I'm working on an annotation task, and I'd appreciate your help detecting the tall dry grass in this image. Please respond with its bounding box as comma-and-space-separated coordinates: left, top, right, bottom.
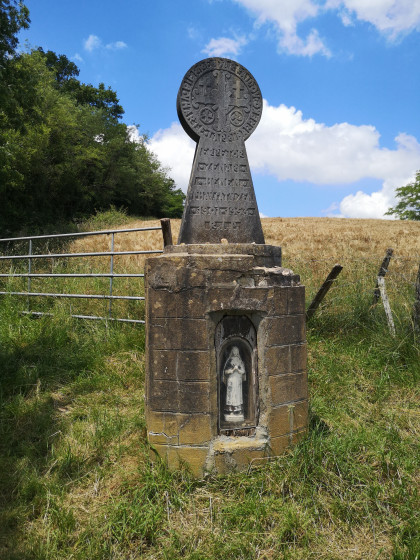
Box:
70, 216, 420, 260
68, 216, 420, 321
1, 214, 419, 560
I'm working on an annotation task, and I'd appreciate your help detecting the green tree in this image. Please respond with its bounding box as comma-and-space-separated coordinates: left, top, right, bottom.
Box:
386, 172, 420, 220
0, 4, 184, 234
37, 48, 124, 121
0, 49, 184, 235
0, 0, 29, 66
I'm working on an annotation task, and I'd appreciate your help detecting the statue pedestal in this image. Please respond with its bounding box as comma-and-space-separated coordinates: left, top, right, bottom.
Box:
145, 244, 308, 476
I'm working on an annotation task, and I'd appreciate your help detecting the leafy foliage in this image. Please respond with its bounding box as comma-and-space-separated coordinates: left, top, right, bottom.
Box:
386, 171, 420, 220
0, 6, 184, 235
0, 0, 29, 67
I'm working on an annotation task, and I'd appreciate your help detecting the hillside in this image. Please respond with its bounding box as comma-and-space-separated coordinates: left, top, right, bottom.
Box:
0, 214, 419, 560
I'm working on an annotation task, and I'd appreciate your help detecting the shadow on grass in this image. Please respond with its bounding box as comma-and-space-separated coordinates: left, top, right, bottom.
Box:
0, 317, 102, 558
0, 303, 144, 559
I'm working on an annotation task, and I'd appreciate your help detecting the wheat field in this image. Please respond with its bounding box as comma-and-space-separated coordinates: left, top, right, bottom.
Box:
68, 216, 420, 319
71, 216, 420, 261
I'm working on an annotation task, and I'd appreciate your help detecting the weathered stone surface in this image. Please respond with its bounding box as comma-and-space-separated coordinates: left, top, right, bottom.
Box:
264, 345, 291, 375
165, 243, 282, 267
290, 344, 307, 373
147, 288, 206, 318
288, 286, 306, 314
264, 316, 306, 347
148, 318, 208, 350
149, 380, 210, 413
270, 429, 306, 456
147, 411, 212, 446
269, 372, 308, 406
178, 414, 213, 445
146, 410, 180, 441
253, 268, 301, 287
213, 447, 267, 474
149, 349, 211, 381
177, 58, 264, 244
269, 400, 308, 437
151, 444, 209, 477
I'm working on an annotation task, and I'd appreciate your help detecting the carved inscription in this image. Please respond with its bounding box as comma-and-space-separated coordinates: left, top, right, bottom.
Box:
178, 58, 262, 144
177, 57, 265, 244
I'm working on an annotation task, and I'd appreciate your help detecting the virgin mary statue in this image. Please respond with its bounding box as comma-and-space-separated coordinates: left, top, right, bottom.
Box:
223, 346, 246, 422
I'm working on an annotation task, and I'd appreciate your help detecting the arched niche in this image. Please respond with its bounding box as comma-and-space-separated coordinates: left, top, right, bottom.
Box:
215, 315, 258, 433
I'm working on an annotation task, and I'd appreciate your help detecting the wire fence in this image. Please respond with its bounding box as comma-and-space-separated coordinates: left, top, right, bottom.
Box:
0, 226, 164, 324
283, 251, 420, 332
1, 227, 419, 331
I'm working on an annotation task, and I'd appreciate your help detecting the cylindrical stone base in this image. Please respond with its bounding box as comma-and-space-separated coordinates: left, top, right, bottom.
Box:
145, 244, 308, 476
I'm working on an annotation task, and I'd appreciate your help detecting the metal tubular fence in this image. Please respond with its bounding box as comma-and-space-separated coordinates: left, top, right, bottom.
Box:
0, 226, 163, 324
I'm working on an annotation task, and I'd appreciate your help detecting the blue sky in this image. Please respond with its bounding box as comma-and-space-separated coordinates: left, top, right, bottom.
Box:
18, 0, 420, 219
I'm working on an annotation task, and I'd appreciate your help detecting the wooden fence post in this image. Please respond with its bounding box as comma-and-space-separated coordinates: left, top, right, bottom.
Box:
377, 276, 396, 336
373, 248, 393, 304
160, 218, 173, 248
306, 264, 343, 321
414, 262, 420, 333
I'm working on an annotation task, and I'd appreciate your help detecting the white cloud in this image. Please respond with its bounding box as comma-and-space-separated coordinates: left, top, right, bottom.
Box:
147, 123, 196, 191
106, 40, 127, 50
248, 101, 420, 218
229, 0, 420, 57
248, 102, 420, 186
202, 35, 248, 57
145, 101, 420, 219
328, 0, 420, 39
279, 28, 331, 57
84, 35, 128, 53
232, 0, 330, 56
72, 53, 84, 63
84, 34, 102, 52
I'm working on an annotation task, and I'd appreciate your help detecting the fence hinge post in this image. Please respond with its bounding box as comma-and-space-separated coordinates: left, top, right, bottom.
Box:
160, 218, 173, 248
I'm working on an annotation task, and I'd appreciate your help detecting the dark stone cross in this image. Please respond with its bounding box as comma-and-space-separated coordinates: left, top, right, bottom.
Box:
177, 57, 265, 244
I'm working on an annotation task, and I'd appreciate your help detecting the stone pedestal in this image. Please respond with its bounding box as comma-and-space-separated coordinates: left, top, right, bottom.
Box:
145, 244, 308, 476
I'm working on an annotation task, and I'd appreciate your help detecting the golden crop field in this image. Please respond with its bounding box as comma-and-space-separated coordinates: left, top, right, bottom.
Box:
72, 216, 420, 261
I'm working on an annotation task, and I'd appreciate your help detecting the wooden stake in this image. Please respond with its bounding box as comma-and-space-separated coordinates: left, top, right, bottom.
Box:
373, 248, 393, 304
306, 264, 343, 321
160, 218, 173, 247
378, 276, 396, 336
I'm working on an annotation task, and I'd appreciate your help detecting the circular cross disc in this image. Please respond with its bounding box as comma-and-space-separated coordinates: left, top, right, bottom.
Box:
177, 57, 263, 143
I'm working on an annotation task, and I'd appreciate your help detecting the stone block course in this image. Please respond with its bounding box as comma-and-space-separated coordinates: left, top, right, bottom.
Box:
269, 400, 308, 437
149, 349, 211, 381
269, 372, 308, 406
264, 315, 306, 347
149, 380, 210, 413
288, 286, 306, 314
148, 318, 208, 350
290, 344, 307, 373
264, 345, 291, 375
146, 411, 212, 446
147, 288, 207, 319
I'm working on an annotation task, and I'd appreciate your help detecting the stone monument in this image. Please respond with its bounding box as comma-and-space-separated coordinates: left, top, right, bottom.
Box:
177, 57, 264, 244
145, 58, 308, 476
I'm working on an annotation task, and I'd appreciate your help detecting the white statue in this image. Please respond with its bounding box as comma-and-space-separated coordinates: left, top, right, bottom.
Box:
223, 346, 246, 422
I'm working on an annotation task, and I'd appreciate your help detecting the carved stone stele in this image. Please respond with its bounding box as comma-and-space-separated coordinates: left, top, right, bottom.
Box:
177, 57, 265, 244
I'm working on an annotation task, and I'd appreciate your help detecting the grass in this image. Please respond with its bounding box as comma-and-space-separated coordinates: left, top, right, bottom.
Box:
0, 213, 419, 559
